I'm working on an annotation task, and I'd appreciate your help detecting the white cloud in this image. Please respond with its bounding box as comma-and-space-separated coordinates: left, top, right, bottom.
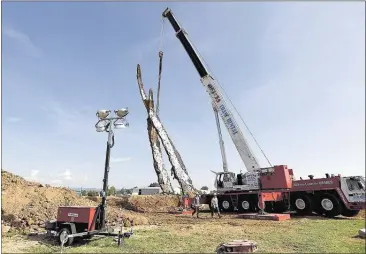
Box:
58, 169, 73, 181
3, 27, 42, 58
110, 157, 132, 163
25, 169, 41, 182
30, 169, 39, 177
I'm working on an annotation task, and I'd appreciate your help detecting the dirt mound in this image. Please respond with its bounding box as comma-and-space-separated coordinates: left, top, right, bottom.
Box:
87, 195, 181, 213
124, 195, 181, 212
1, 170, 148, 233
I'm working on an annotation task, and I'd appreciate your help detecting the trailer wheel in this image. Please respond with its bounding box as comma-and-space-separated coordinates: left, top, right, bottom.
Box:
319, 194, 342, 218
292, 195, 313, 215
58, 227, 74, 246
341, 209, 360, 217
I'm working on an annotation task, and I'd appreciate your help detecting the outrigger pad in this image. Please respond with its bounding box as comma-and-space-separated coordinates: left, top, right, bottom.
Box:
237, 213, 291, 221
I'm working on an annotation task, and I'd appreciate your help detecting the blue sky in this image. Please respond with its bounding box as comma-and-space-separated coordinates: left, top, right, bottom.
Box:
2, 2, 365, 190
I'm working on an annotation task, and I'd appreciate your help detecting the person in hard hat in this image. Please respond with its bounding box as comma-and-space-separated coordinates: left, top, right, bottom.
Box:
192, 194, 201, 218
210, 193, 221, 218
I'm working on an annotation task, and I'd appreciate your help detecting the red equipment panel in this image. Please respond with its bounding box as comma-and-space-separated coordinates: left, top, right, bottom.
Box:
57, 206, 97, 230
260, 165, 293, 189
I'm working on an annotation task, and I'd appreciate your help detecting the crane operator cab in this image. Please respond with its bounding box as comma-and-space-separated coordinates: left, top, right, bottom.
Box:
212, 170, 261, 192
214, 172, 236, 189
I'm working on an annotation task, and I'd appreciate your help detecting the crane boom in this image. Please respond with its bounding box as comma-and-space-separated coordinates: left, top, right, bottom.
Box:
162, 8, 260, 172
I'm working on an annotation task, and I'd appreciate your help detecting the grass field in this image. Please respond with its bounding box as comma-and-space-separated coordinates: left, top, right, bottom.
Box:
2, 213, 365, 253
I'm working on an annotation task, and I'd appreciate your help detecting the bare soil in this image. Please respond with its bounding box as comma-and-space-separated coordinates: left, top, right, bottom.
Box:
1, 170, 148, 233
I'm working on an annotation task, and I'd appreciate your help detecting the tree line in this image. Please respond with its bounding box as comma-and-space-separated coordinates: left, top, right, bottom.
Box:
80, 186, 137, 197
79, 183, 210, 197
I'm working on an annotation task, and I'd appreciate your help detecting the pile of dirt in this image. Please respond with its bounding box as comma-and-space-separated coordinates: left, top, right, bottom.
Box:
1, 170, 148, 234
87, 195, 182, 213
123, 195, 181, 213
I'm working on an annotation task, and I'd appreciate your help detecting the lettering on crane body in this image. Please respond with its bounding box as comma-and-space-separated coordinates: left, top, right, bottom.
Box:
207, 84, 221, 103
207, 84, 239, 135
293, 180, 334, 187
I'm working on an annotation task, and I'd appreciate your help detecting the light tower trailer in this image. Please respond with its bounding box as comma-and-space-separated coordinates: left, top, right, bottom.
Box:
45, 205, 134, 246
162, 7, 365, 218
44, 109, 133, 246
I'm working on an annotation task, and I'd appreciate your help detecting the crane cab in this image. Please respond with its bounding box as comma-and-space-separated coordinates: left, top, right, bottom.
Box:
340, 176, 365, 204
214, 172, 236, 189
214, 171, 261, 191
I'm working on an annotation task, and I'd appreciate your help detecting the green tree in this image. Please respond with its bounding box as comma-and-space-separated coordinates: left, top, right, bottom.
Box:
108, 186, 116, 196
87, 190, 98, 197
118, 187, 132, 195
149, 182, 160, 187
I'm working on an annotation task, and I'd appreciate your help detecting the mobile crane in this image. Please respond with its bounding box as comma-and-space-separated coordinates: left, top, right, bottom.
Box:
162, 7, 365, 218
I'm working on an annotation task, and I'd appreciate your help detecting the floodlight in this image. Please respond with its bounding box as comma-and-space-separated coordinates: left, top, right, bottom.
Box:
96, 126, 106, 132
115, 108, 129, 118
113, 119, 129, 129
95, 120, 108, 132
114, 123, 127, 129
96, 110, 111, 119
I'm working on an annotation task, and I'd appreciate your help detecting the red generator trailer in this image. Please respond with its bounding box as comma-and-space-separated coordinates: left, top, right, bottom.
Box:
45, 204, 133, 246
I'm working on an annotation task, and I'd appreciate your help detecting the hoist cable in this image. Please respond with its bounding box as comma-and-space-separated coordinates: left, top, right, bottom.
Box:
187, 39, 273, 167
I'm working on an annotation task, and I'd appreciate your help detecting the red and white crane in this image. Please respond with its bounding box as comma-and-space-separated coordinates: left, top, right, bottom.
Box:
162, 7, 365, 217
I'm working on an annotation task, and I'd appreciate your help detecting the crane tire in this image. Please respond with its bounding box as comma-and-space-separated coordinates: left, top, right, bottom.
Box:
238, 195, 255, 213
292, 194, 313, 216
218, 196, 234, 212
318, 193, 342, 218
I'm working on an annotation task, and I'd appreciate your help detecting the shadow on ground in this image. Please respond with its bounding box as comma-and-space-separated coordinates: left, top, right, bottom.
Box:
26, 232, 97, 251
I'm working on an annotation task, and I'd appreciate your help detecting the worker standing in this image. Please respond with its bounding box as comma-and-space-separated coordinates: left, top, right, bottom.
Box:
211, 193, 221, 218
192, 194, 200, 218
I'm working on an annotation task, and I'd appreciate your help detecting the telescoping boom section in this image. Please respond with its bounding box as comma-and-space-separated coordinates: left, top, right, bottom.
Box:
162, 8, 260, 173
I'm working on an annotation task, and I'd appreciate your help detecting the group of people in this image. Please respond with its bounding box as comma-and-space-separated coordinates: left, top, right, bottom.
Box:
191, 193, 221, 219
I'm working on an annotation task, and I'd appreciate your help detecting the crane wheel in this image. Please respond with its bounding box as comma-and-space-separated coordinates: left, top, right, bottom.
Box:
318, 193, 342, 218
218, 196, 234, 212
292, 194, 313, 216
238, 196, 255, 213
